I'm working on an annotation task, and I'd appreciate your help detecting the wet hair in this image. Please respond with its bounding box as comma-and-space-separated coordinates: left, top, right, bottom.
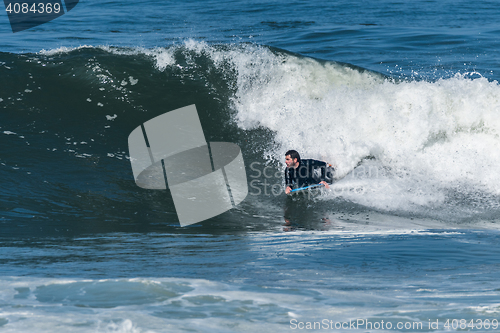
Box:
285, 150, 301, 164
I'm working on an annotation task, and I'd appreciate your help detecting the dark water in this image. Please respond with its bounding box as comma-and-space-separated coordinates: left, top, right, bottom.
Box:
1, 0, 500, 332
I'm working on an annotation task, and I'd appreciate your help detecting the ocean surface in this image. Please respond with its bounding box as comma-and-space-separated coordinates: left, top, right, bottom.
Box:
2, 0, 500, 332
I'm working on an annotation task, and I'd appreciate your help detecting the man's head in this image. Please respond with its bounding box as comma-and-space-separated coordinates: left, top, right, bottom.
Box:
285, 150, 300, 168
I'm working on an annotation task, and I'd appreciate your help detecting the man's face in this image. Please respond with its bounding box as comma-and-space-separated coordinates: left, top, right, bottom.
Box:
285, 155, 297, 168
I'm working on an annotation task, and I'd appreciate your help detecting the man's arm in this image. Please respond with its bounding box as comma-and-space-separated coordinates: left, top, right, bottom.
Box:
284, 168, 292, 194
309, 159, 332, 188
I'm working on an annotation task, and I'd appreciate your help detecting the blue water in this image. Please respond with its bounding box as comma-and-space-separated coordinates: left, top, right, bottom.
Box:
1, 0, 500, 332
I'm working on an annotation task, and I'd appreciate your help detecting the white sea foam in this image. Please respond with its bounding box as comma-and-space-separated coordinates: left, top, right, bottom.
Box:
0, 277, 329, 333
174, 41, 500, 214
228, 56, 500, 189
2, 273, 497, 332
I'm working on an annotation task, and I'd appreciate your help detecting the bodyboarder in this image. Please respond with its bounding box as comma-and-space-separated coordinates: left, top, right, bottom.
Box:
284, 150, 334, 194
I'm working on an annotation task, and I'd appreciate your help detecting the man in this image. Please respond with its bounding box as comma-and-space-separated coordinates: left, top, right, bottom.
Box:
284, 150, 334, 194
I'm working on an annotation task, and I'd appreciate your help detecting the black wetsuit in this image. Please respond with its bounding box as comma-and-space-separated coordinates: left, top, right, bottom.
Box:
285, 159, 334, 189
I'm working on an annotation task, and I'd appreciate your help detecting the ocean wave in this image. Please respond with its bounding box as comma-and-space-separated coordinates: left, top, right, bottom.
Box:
2, 41, 500, 225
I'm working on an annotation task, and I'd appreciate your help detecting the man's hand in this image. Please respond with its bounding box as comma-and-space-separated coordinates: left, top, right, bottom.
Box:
319, 181, 330, 189
285, 186, 292, 194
